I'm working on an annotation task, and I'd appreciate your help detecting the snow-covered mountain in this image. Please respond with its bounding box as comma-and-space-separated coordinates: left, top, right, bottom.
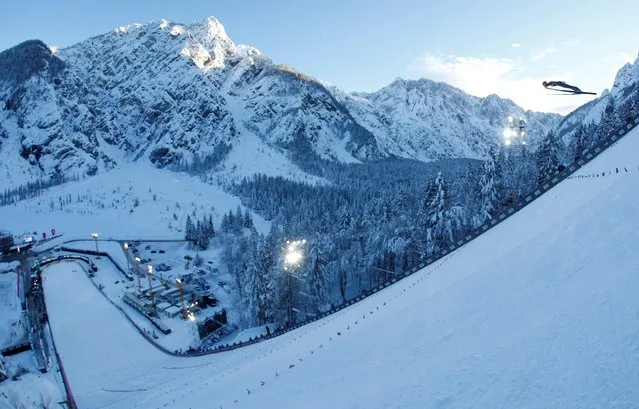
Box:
555, 52, 639, 144
0, 17, 562, 189
337, 79, 560, 160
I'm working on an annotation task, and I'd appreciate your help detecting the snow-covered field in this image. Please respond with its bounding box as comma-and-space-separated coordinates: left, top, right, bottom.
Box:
36, 125, 639, 408
0, 162, 271, 241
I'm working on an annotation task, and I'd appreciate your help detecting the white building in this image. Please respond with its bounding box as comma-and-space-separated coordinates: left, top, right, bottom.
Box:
165, 305, 181, 318
156, 301, 172, 312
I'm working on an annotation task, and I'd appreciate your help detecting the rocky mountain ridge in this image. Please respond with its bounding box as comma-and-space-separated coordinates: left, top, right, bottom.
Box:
0, 17, 564, 190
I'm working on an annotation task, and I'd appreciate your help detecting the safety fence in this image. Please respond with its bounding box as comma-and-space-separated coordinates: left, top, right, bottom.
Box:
40, 116, 639, 360
567, 165, 639, 179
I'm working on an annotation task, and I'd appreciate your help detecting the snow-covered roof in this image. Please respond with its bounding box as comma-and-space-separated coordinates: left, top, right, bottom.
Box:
165, 306, 181, 314
156, 302, 172, 310
161, 287, 180, 297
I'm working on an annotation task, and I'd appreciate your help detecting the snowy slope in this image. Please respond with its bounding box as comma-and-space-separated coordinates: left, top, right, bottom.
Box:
0, 162, 272, 240
40, 122, 639, 408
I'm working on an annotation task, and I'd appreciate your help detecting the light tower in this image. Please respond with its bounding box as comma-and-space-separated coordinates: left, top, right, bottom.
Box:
503, 115, 527, 146
176, 278, 188, 320
91, 232, 99, 253
283, 239, 307, 326
123, 243, 130, 275
134, 256, 142, 294
146, 264, 155, 312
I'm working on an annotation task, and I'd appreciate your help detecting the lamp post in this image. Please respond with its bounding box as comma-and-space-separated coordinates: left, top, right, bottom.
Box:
91, 233, 99, 253
146, 264, 155, 312
283, 239, 307, 326
135, 256, 142, 294
176, 278, 188, 320
123, 243, 130, 275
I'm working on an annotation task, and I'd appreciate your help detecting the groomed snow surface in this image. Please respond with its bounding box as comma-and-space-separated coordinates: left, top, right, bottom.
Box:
42, 128, 639, 409
0, 162, 271, 242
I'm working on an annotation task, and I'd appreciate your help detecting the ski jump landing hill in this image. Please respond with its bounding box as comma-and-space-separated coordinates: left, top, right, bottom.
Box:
41, 116, 639, 409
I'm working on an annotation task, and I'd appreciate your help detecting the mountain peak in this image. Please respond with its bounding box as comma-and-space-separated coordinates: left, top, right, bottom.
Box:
186, 16, 231, 43
113, 22, 143, 34
0, 39, 65, 87
611, 53, 639, 95
159, 16, 261, 69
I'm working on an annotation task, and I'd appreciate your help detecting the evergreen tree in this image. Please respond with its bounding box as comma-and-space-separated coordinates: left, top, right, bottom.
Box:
227, 210, 236, 232
518, 144, 539, 194
472, 155, 498, 228
235, 206, 244, 232
185, 215, 195, 242
225, 235, 250, 326
494, 146, 506, 199
457, 161, 482, 220
536, 131, 562, 184
207, 214, 215, 238
243, 209, 253, 228
245, 233, 270, 325
445, 205, 466, 244
221, 213, 229, 233
573, 125, 587, 161
598, 99, 620, 139
195, 219, 210, 250
262, 227, 287, 325
619, 97, 638, 124
426, 171, 447, 254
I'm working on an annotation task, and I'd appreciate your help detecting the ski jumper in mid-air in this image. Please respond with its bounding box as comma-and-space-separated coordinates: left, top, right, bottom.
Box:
542, 81, 597, 95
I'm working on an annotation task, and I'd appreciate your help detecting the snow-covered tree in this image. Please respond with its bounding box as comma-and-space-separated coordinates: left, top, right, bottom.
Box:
261, 227, 289, 326
598, 99, 620, 139
243, 208, 253, 228
494, 146, 506, 198
245, 233, 270, 326
536, 131, 562, 184
425, 171, 447, 254
184, 215, 195, 242
445, 205, 466, 244
618, 96, 639, 125
573, 125, 587, 161
472, 155, 498, 228
307, 243, 329, 314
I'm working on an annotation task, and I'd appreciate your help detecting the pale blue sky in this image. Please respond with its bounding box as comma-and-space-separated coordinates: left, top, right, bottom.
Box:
1, 0, 637, 113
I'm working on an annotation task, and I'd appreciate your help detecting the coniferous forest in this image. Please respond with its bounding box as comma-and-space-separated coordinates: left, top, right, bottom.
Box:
200, 95, 639, 331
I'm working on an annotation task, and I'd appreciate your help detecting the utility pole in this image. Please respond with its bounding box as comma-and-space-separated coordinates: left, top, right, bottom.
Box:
123, 243, 130, 275
146, 264, 155, 314
135, 256, 142, 295
91, 232, 99, 258
176, 278, 188, 320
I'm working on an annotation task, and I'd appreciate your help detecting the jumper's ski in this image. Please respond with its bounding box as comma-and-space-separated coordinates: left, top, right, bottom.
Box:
542, 80, 597, 95
547, 91, 596, 96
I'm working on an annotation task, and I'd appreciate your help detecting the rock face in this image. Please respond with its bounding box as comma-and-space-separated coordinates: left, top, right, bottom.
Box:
553, 53, 639, 146
0, 17, 563, 189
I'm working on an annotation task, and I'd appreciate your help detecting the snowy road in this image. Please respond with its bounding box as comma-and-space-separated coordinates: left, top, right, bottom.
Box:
42, 125, 639, 408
